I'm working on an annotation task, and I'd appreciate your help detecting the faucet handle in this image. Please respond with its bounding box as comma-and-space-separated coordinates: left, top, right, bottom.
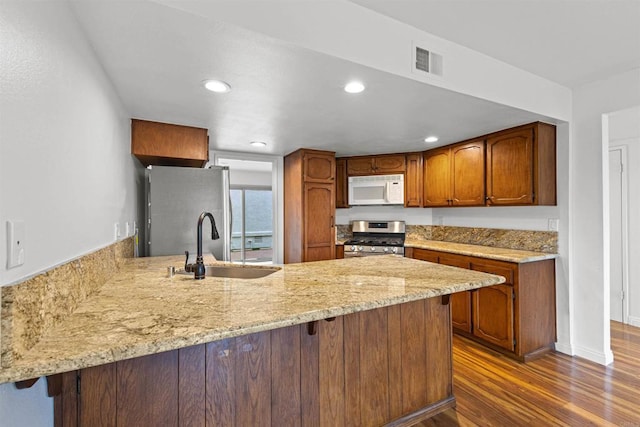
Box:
184, 251, 191, 271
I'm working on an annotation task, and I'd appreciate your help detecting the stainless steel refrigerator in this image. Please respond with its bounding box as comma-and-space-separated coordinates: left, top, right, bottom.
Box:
145, 165, 231, 261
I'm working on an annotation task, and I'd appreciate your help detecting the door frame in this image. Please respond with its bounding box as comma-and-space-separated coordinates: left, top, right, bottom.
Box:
609, 145, 630, 324
211, 150, 284, 264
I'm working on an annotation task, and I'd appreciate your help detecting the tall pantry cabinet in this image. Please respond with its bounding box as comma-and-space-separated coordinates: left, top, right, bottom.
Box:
284, 149, 336, 263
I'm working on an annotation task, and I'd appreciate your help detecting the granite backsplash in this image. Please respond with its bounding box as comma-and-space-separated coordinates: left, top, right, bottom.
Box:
338, 224, 557, 254
1, 238, 134, 368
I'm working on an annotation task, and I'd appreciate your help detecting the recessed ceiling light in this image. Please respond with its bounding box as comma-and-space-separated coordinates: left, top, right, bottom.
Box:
203, 79, 231, 93
250, 141, 267, 148
344, 81, 365, 94
424, 136, 439, 143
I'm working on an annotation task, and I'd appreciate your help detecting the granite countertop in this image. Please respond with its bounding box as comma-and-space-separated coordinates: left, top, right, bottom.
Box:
0, 255, 503, 384
404, 240, 557, 263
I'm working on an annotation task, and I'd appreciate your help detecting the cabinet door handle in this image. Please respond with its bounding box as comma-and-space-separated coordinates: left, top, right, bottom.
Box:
330, 216, 334, 227
307, 321, 318, 336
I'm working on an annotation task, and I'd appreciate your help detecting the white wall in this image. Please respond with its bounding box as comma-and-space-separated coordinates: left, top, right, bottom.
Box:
572, 69, 640, 364
609, 107, 640, 326
336, 205, 432, 225
0, 2, 138, 425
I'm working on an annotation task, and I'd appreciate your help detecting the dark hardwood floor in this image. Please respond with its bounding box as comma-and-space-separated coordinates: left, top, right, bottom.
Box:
416, 321, 640, 426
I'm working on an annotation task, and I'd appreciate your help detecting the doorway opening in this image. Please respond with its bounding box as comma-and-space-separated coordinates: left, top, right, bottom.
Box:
605, 106, 640, 329
213, 153, 282, 264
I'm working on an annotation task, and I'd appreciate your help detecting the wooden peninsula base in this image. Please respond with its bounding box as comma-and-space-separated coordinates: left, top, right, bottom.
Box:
48, 296, 454, 426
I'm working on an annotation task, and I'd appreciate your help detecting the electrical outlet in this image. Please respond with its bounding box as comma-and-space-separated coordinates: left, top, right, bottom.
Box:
548, 218, 559, 231
125, 222, 130, 237
114, 222, 121, 240
7, 220, 25, 269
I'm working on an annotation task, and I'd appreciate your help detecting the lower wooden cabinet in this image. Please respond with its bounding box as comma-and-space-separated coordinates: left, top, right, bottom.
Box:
407, 247, 556, 361
472, 284, 515, 351
48, 299, 454, 426
335, 245, 344, 259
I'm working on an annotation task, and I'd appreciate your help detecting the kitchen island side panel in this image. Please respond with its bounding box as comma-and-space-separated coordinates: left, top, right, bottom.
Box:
50, 298, 455, 426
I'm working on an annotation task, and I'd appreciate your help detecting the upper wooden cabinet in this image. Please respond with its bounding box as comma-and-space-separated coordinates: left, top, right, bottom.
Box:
486, 122, 556, 206
423, 140, 485, 207
404, 153, 423, 207
304, 151, 335, 182
131, 119, 209, 167
284, 149, 336, 263
347, 154, 406, 175
335, 158, 349, 208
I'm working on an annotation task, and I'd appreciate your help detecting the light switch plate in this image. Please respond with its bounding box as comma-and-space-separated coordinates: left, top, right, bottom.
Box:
7, 220, 25, 269
548, 218, 559, 231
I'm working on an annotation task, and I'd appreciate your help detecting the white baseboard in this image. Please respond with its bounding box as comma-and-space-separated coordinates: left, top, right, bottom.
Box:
554, 341, 574, 356
627, 316, 640, 327
574, 344, 614, 366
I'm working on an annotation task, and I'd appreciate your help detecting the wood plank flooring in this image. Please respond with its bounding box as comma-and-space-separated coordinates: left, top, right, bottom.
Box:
415, 321, 640, 426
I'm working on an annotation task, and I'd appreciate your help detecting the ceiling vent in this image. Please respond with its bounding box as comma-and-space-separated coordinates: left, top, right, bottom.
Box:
412, 44, 443, 77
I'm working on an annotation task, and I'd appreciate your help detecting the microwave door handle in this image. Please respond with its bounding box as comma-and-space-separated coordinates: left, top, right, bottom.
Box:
384, 182, 390, 203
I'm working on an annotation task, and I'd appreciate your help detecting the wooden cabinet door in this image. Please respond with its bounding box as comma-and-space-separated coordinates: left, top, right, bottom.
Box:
439, 255, 472, 334
469, 260, 515, 350
374, 155, 406, 174
486, 128, 534, 205
423, 148, 451, 207
131, 119, 209, 167
304, 152, 335, 182
404, 153, 423, 207
451, 140, 485, 206
336, 245, 344, 259
335, 158, 348, 208
471, 284, 515, 351
304, 182, 335, 261
347, 157, 374, 175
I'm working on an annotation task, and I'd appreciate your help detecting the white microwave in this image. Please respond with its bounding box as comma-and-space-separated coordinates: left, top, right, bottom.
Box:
348, 174, 404, 206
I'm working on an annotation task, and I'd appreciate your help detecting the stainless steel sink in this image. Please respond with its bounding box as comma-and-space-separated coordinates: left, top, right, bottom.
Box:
176, 265, 280, 279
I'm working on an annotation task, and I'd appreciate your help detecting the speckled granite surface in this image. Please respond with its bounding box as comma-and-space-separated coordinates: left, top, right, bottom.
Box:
337, 224, 557, 254
1, 238, 134, 368
404, 240, 556, 263
336, 224, 351, 243
0, 255, 503, 384
406, 225, 557, 253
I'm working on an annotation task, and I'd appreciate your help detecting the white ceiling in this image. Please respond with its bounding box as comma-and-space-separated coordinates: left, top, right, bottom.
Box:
69, 1, 639, 158
351, 0, 640, 89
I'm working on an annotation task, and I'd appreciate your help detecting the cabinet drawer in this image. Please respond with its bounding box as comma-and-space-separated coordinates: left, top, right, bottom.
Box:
470, 261, 515, 285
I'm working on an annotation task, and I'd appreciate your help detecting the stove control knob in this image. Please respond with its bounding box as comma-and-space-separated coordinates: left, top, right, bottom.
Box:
383, 247, 389, 253
350, 245, 356, 252
358, 246, 364, 252
370, 246, 376, 252
392, 247, 398, 254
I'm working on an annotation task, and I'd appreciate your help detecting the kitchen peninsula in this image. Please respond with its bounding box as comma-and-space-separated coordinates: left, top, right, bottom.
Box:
2, 254, 504, 426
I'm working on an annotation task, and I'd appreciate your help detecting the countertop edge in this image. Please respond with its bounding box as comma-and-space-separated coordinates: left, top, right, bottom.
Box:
404, 241, 558, 263
0, 270, 503, 384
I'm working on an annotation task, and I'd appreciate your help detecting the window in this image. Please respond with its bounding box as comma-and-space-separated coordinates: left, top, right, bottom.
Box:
230, 188, 273, 264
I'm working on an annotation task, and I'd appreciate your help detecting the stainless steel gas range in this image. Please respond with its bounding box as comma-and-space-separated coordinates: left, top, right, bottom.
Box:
343, 220, 405, 257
